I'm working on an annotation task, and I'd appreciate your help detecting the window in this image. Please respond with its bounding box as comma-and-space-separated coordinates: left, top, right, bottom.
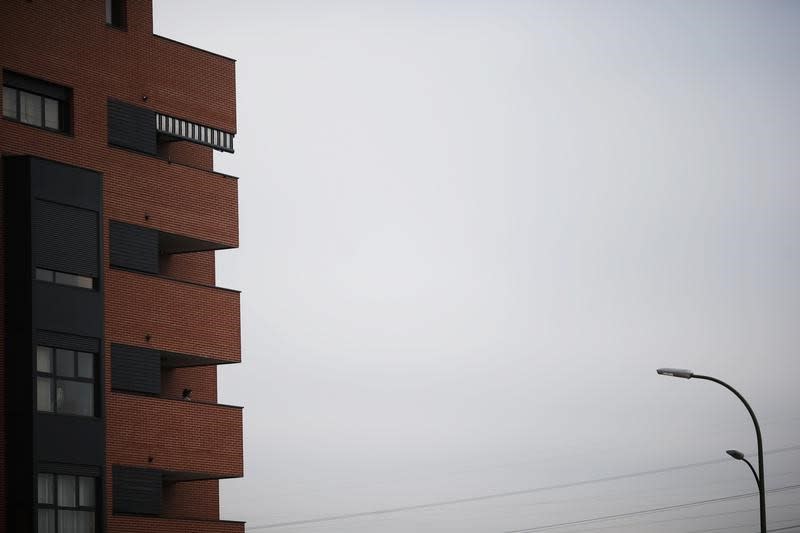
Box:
36, 346, 96, 417
2, 72, 70, 133
106, 0, 126, 28
38, 473, 96, 533
36, 268, 94, 289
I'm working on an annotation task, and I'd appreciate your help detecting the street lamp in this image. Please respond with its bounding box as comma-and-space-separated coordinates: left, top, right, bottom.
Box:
656, 368, 766, 533
727, 449, 760, 487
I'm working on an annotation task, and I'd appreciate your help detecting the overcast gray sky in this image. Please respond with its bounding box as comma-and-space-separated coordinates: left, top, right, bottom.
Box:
154, 1, 800, 531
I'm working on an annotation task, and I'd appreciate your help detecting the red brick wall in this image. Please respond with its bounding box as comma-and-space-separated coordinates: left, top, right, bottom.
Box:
105, 269, 241, 363
109, 516, 243, 533
159, 140, 215, 171
163, 479, 220, 520
107, 152, 239, 249
0, 0, 236, 133
159, 250, 217, 286
161, 366, 218, 403
1, 0, 241, 527
107, 393, 243, 478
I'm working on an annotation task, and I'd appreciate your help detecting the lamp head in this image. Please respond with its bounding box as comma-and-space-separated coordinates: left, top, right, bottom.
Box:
726, 449, 745, 461
657, 368, 694, 379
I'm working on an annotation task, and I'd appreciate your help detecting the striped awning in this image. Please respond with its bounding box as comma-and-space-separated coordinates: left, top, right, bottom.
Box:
155, 112, 234, 153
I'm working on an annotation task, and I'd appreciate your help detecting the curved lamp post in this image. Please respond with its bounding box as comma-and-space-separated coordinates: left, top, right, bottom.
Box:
656, 368, 765, 533
727, 449, 759, 487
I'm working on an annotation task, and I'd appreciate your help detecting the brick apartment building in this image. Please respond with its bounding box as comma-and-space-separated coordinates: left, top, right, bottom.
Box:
0, 0, 244, 531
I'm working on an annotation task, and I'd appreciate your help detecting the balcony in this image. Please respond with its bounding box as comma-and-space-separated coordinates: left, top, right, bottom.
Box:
105, 153, 238, 250
105, 269, 240, 364
148, 35, 237, 134
108, 393, 243, 479
109, 516, 244, 533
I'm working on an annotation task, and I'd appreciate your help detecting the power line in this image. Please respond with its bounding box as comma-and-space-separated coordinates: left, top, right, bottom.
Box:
245, 444, 800, 531
550, 501, 800, 533
504, 484, 800, 533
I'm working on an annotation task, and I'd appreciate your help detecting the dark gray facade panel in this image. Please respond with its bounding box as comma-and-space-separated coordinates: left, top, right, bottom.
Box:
112, 344, 161, 394
113, 467, 163, 516
36, 330, 101, 353
33, 281, 103, 338
29, 157, 102, 211
38, 462, 101, 477
107, 100, 158, 155
36, 415, 104, 466
110, 221, 159, 273
33, 200, 100, 277
4, 154, 106, 533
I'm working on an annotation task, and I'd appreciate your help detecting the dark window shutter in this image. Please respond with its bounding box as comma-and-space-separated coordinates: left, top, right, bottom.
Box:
33, 200, 99, 277
111, 344, 161, 394
110, 221, 159, 273
3, 70, 70, 100
113, 466, 162, 515
107, 100, 157, 155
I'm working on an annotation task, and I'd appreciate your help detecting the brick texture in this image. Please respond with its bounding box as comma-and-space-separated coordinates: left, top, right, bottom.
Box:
160, 250, 217, 286
105, 269, 241, 363
107, 393, 243, 478
108, 516, 244, 533
163, 479, 220, 520
161, 365, 218, 404
1, 0, 242, 529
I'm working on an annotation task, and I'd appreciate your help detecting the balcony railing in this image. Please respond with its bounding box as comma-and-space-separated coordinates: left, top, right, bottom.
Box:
106, 269, 240, 364
105, 153, 238, 250
108, 393, 243, 479
109, 516, 244, 533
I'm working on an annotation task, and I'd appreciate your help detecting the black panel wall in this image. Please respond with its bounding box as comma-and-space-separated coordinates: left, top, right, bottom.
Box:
107, 99, 158, 155
33, 200, 100, 277
112, 344, 162, 394
2, 156, 35, 527
37, 416, 105, 465
3, 155, 105, 532
32, 283, 103, 338
112, 467, 163, 516
110, 221, 159, 274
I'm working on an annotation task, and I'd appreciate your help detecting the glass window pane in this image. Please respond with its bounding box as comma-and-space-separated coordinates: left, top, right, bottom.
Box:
37, 377, 53, 412
37, 346, 53, 373
56, 349, 75, 377
57, 380, 93, 416
19, 91, 42, 126
44, 97, 60, 129
58, 475, 76, 507
38, 509, 55, 533
36, 268, 54, 282
38, 473, 54, 504
59, 509, 77, 533
78, 477, 95, 508
77, 353, 94, 379
75, 275, 94, 289
54, 271, 77, 286
76, 510, 95, 533
3, 86, 17, 118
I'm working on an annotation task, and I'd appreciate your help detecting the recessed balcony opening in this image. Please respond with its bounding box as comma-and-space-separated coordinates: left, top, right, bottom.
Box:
112, 344, 234, 403
110, 220, 230, 286
113, 467, 239, 521
108, 101, 235, 158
